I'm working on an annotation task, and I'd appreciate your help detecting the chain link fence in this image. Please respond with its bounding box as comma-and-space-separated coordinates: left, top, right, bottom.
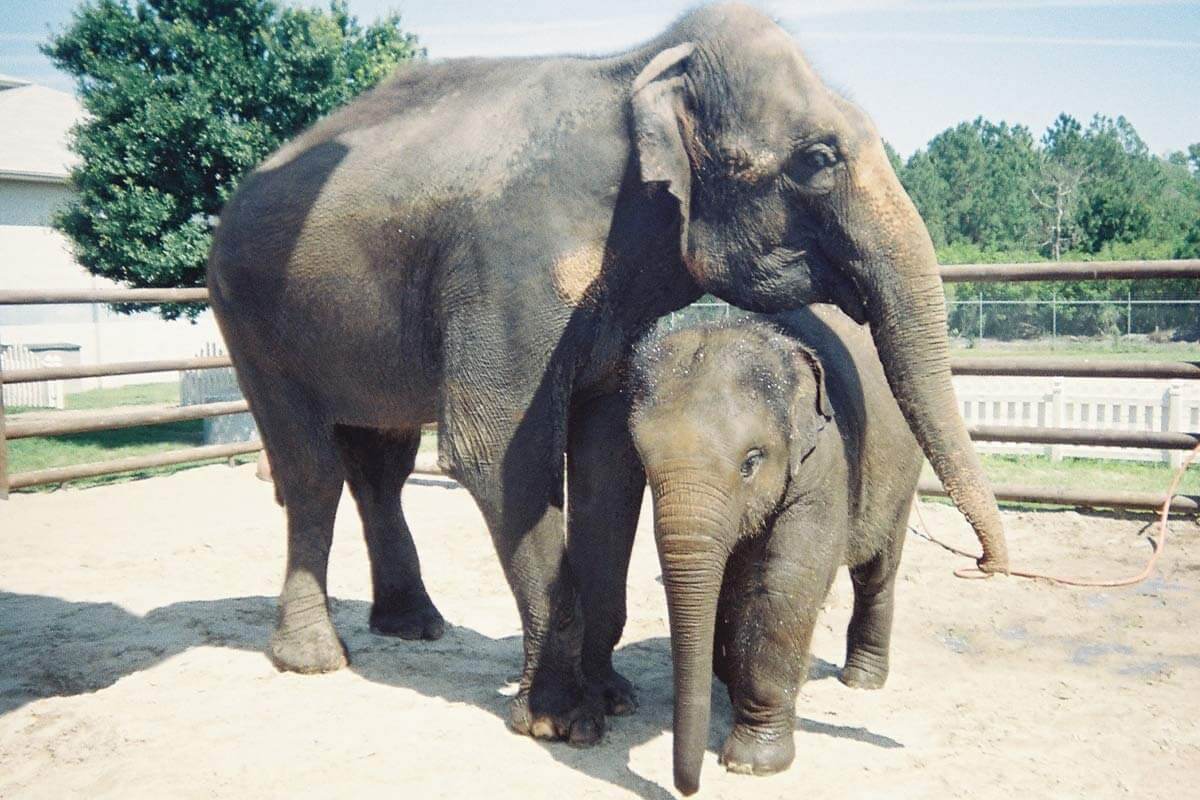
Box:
663, 297, 1200, 343
947, 295, 1200, 342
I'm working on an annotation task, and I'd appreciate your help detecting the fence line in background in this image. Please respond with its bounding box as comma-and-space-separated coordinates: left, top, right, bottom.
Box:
0, 288, 208, 305
2, 355, 232, 384
956, 376, 1200, 467
938, 259, 1200, 282
1, 259, 1198, 506
4, 400, 250, 440
947, 294, 1199, 341
6, 441, 262, 491
180, 343, 258, 446
1, 344, 64, 410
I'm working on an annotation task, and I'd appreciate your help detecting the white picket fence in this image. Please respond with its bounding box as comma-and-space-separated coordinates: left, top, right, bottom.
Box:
954, 375, 1200, 467
180, 342, 241, 406
1, 344, 65, 409
180, 342, 257, 445
174, 340, 1196, 465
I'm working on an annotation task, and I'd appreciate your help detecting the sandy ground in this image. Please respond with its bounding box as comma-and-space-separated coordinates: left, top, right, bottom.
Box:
1, 464, 1197, 799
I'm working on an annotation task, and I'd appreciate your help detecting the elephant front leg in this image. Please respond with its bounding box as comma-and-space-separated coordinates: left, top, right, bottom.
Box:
719, 519, 835, 776
442, 392, 604, 746
567, 391, 645, 717
842, 528, 905, 689
717, 591, 808, 777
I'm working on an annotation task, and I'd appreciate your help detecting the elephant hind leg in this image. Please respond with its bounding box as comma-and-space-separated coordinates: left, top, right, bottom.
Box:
244, 374, 348, 674
567, 391, 645, 717
334, 424, 444, 641
842, 527, 906, 690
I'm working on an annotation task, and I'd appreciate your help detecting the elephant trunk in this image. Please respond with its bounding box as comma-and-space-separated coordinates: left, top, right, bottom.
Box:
845, 143, 1009, 572
650, 472, 734, 796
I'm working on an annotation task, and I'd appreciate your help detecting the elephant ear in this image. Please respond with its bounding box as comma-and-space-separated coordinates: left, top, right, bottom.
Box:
631, 42, 696, 255
789, 345, 834, 475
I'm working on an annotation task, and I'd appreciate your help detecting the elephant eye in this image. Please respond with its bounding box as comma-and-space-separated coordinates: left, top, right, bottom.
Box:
802, 144, 838, 171
785, 143, 840, 189
740, 448, 765, 480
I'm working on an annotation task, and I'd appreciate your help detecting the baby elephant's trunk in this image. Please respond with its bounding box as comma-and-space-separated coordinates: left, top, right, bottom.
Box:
650, 469, 734, 795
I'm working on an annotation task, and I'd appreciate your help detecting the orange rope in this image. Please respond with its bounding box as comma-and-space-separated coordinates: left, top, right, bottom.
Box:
911, 441, 1200, 587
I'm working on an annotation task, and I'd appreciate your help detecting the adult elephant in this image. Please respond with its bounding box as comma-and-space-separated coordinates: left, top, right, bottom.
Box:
207, 2, 1008, 748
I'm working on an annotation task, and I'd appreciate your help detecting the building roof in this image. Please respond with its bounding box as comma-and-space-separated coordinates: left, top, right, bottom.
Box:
0, 74, 32, 90
0, 82, 83, 183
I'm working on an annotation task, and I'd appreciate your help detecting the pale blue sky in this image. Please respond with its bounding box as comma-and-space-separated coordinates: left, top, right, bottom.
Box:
3, 0, 1198, 156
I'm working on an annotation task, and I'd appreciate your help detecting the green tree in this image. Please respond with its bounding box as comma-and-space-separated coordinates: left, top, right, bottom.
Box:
900, 118, 1041, 252
1073, 115, 1156, 251
1189, 143, 1200, 177
43, 0, 423, 317
1034, 114, 1087, 259
1178, 218, 1200, 259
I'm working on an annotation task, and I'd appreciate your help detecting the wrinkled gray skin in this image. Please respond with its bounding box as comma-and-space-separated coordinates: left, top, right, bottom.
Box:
206, 2, 1006, 761
630, 306, 923, 793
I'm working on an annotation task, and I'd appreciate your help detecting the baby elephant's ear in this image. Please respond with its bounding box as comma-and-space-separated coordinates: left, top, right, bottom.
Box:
789, 345, 834, 473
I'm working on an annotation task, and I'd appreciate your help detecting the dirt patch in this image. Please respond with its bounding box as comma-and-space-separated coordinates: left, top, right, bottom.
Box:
1, 465, 1197, 798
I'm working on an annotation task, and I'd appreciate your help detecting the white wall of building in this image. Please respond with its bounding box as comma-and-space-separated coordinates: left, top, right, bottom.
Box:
0, 207, 227, 392
0, 179, 72, 226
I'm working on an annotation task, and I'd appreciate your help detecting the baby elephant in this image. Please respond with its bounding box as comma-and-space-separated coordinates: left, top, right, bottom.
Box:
629, 305, 923, 794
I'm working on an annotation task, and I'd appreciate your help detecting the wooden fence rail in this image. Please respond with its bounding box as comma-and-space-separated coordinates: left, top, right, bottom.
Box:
2, 260, 1199, 506
4, 400, 250, 440
0, 288, 208, 305
938, 259, 1200, 282
7, 441, 262, 491
5, 355, 1198, 384
2, 355, 232, 384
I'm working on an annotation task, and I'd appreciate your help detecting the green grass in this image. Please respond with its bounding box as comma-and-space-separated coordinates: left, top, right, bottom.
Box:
7, 382, 180, 415
9, 420, 205, 474
5, 382, 253, 491
950, 340, 1200, 361
5, 419, 257, 492
7, 385, 1196, 503
923, 453, 1200, 504
65, 382, 180, 410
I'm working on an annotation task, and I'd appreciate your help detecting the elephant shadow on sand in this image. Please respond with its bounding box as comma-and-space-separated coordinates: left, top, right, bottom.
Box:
0, 589, 902, 800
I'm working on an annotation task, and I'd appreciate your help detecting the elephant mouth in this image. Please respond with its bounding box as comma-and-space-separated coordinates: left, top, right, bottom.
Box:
750, 240, 867, 322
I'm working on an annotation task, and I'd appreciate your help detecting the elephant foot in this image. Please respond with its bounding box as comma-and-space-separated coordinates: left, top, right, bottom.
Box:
508, 679, 606, 747
586, 667, 638, 716
269, 618, 349, 674
719, 727, 795, 776
840, 651, 889, 690
369, 594, 445, 641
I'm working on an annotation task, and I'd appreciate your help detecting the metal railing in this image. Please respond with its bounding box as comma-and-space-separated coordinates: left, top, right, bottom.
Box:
2, 259, 1199, 509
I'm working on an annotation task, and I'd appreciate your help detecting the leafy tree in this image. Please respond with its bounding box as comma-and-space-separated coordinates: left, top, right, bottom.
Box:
882, 140, 904, 175
43, 0, 423, 317
909, 112, 1200, 339
1033, 114, 1087, 259
900, 118, 1040, 252
1177, 219, 1200, 259
1073, 115, 1156, 251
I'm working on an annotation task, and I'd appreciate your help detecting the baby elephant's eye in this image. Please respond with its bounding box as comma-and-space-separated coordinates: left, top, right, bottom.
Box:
740, 448, 765, 480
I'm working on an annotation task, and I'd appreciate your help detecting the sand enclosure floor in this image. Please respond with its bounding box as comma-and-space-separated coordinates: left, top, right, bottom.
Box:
1, 464, 1197, 798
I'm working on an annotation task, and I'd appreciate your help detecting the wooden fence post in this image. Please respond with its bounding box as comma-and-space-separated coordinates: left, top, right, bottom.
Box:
1166, 380, 1184, 469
